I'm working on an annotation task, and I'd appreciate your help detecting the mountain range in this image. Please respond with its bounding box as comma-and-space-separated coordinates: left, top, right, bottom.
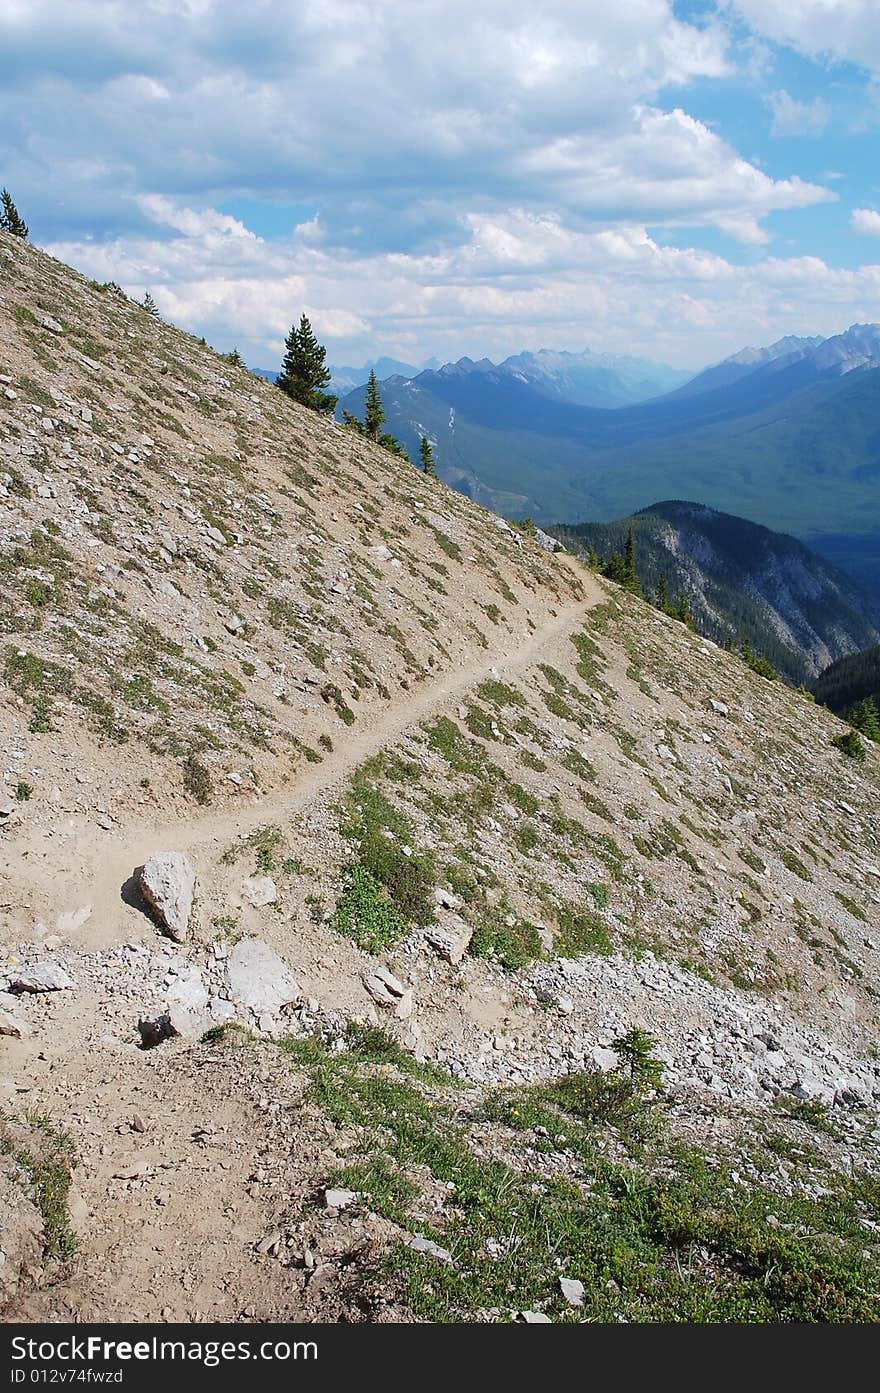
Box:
338, 325, 880, 597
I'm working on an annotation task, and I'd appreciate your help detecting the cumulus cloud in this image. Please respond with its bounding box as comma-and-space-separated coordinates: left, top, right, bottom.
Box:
727, 1, 880, 76
0, 0, 823, 248
44, 199, 880, 371
852, 207, 880, 234
768, 88, 829, 136
0, 1, 859, 369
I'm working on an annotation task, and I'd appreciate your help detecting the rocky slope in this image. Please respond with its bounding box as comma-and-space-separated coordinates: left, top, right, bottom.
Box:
1, 231, 879, 1323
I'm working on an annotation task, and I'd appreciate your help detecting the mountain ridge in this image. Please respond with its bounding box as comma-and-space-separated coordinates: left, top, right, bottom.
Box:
550, 500, 880, 684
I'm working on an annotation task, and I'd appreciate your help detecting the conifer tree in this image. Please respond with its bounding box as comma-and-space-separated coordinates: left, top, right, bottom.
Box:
276, 314, 337, 414
624, 527, 638, 586
0, 188, 28, 239
848, 695, 880, 740
364, 369, 385, 441
656, 573, 669, 613
141, 290, 160, 317
419, 435, 437, 476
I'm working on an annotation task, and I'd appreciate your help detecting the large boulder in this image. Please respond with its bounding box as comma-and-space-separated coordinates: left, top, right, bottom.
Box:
225, 938, 300, 1018
138, 852, 196, 941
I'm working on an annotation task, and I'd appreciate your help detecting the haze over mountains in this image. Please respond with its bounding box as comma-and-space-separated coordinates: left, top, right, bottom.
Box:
339, 325, 880, 598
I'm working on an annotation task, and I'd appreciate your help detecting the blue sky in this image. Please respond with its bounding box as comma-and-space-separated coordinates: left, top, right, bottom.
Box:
3, 0, 880, 370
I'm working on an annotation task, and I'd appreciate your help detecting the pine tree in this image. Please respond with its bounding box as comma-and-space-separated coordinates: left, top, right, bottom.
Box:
0, 189, 28, 239
222, 347, 244, 366
848, 695, 880, 740
364, 370, 385, 441
380, 432, 410, 463
621, 527, 642, 596
677, 595, 694, 628
141, 291, 160, 317
276, 315, 337, 414
655, 573, 669, 613
419, 435, 437, 476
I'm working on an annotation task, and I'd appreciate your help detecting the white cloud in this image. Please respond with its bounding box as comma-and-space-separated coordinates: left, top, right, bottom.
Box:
0, 0, 824, 250
0, 1, 859, 371
768, 88, 829, 136
852, 207, 880, 234
727, 1, 880, 75
44, 199, 880, 371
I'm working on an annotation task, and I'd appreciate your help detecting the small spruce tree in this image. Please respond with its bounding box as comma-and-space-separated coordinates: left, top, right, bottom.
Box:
364, 369, 385, 441
623, 527, 641, 594
141, 290, 160, 317
276, 315, 337, 414
419, 435, 437, 476
848, 695, 880, 740
0, 188, 28, 239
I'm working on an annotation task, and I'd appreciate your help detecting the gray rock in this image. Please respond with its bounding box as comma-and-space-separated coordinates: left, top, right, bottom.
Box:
240, 875, 277, 908
434, 887, 462, 910
519, 1311, 552, 1323
0, 1005, 28, 1038
559, 1276, 585, 1306
40, 315, 63, 334
56, 904, 92, 934
407, 1233, 453, 1264
362, 965, 414, 1019
534, 527, 563, 553
323, 1188, 357, 1210
423, 919, 473, 965
7, 962, 75, 993
591, 1045, 619, 1073
165, 962, 209, 1018
225, 938, 300, 1016
139, 851, 196, 942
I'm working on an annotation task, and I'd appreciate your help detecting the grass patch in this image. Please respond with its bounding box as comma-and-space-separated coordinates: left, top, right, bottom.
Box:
0, 1113, 78, 1261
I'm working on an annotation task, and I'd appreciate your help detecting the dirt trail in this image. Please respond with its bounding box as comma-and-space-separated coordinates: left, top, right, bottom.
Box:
11, 560, 599, 948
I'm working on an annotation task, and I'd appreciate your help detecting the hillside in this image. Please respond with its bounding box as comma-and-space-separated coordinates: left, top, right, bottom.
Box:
551, 502, 880, 684
2, 232, 880, 1325
340, 327, 880, 573
812, 645, 880, 715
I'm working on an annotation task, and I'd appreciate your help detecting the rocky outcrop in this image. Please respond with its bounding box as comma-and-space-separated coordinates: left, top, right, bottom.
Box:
138, 853, 197, 942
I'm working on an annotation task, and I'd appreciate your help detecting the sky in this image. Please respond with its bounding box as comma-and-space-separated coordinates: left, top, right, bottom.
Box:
3, 0, 880, 371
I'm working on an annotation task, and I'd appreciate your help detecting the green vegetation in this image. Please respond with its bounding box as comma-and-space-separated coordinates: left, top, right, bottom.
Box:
258, 1029, 880, 1323
339, 770, 436, 929
0, 188, 28, 239
333, 863, 407, 953
342, 371, 410, 461
182, 751, 212, 804
276, 314, 337, 414
812, 643, 880, 715
0, 1113, 77, 1261
469, 909, 545, 971
831, 729, 866, 763
740, 641, 778, 682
